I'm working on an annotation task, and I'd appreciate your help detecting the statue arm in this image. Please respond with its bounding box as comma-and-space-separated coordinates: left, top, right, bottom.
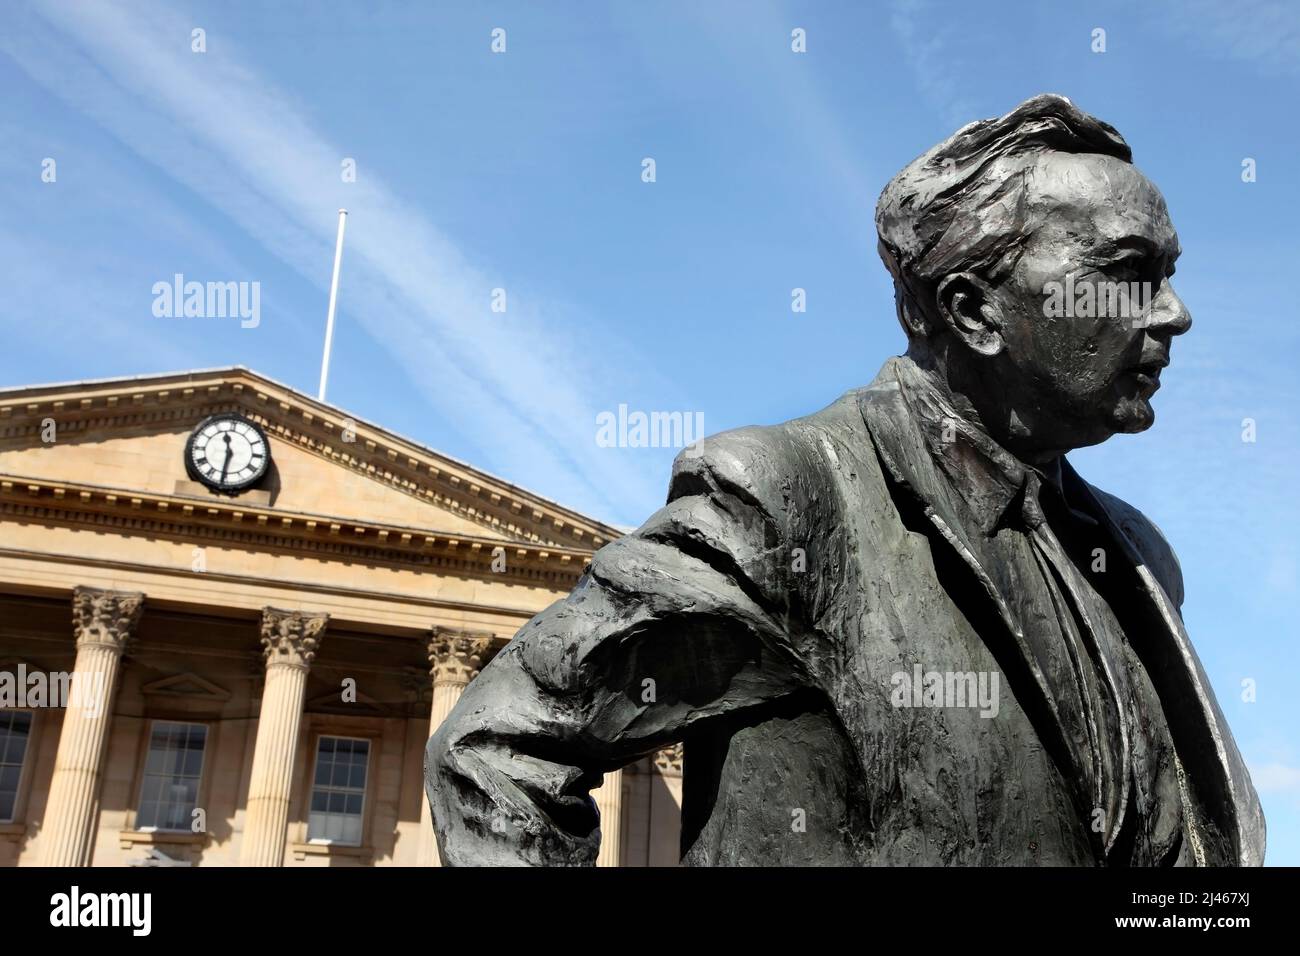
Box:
425, 443, 808, 866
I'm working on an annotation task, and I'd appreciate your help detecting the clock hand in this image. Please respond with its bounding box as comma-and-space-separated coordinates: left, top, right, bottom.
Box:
219, 433, 232, 485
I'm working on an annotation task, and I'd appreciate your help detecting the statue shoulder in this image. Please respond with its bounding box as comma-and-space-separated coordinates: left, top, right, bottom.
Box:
1089, 485, 1186, 609
666, 393, 864, 517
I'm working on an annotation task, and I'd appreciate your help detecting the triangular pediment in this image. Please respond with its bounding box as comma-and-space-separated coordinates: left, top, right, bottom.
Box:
141, 673, 231, 701
0, 367, 619, 550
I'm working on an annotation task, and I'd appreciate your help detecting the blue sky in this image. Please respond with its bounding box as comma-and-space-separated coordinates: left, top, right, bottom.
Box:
1, 0, 1297, 864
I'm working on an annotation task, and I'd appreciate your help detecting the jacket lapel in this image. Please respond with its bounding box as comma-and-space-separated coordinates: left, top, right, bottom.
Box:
1066, 462, 1266, 866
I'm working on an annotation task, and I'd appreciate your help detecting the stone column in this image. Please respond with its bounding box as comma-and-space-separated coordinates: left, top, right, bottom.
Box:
595, 769, 624, 867
238, 607, 328, 867
42, 586, 144, 866
418, 628, 493, 866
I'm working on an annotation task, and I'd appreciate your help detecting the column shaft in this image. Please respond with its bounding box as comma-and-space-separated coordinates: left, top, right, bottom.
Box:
240, 663, 309, 866
595, 769, 624, 867
419, 630, 493, 866
238, 608, 327, 867
42, 587, 142, 867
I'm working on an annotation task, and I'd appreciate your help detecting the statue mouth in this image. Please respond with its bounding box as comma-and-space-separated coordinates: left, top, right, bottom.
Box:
1124, 357, 1168, 393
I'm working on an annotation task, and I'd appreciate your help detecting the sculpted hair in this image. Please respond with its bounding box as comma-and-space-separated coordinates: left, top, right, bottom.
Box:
875, 94, 1132, 340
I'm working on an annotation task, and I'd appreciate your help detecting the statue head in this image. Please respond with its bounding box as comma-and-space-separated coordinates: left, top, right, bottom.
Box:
875, 94, 1191, 461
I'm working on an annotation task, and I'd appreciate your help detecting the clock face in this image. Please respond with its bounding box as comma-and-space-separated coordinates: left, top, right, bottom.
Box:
185, 414, 271, 493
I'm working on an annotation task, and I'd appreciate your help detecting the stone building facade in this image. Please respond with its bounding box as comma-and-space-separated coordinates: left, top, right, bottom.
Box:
0, 367, 682, 866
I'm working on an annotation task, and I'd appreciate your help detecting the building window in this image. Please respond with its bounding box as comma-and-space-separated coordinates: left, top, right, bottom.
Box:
307, 736, 370, 845
136, 721, 207, 831
0, 711, 33, 823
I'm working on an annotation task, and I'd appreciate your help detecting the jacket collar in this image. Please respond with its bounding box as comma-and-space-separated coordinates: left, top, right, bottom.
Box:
885, 354, 1061, 536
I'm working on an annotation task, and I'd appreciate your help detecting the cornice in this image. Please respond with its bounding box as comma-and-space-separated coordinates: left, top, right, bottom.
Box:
0, 369, 623, 550
0, 473, 592, 587
0, 545, 555, 623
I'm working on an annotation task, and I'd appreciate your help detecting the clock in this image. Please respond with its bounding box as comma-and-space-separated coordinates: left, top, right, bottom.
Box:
185, 413, 272, 494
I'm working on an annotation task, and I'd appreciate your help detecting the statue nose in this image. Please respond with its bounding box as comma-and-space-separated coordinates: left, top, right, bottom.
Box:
1148, 282, 1192, 337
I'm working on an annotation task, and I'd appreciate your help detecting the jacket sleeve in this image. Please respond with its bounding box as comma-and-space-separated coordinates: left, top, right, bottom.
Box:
425, 437, 811, 866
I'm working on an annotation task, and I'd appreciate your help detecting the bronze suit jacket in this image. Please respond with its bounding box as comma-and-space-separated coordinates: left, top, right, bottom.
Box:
426, 357, 1265, 866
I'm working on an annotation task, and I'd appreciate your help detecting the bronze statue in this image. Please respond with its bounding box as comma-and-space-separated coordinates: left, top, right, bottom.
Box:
426, 94, 1265, 866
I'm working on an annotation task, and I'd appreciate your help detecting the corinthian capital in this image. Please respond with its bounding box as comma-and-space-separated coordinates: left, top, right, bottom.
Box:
71, 586, 144, 652
259, 607, 329, 669
654, 742, 684, 776
427, 628, 495, 686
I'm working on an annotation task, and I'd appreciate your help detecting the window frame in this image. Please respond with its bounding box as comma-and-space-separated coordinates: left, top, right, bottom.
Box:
304, 733, 372, 848
0, 709, 36, 825
133, 718, 210, 834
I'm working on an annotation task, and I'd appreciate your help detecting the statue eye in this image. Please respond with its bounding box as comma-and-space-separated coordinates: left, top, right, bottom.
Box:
1106, 260, 1141, 280
1105, 250, 1165, 284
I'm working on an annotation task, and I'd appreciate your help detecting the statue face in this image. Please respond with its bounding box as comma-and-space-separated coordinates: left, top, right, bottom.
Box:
983, 152, 1191, 452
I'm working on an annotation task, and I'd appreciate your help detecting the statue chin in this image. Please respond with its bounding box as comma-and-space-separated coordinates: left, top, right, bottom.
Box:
1110, 400, 1156, 435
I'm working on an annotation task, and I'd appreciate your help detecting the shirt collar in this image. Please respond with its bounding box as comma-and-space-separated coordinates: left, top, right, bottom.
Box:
890, 356, 1064, 536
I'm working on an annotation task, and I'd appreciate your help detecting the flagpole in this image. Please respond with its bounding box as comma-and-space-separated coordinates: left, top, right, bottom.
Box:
318, 208, 348, 402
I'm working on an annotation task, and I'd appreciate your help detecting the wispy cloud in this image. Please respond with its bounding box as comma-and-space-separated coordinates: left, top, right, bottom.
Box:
1154, 0, 1300, 77
888, 0, 980, 131
0, 0, 669, 523
670, 1, 883, 226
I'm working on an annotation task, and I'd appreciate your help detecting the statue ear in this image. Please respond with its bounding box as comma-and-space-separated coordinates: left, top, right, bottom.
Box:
935, 272, 1004, 357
